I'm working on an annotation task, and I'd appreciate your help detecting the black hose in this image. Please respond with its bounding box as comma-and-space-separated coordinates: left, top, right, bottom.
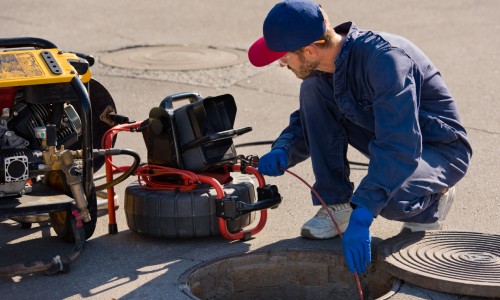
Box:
347, 161, 369, 167
235, 140, 369, 167
93, 148, 141, 191
71, 77, 94, 197
93, 173, 107, 181
235, 140, 276, 148
0, 205, 85, 276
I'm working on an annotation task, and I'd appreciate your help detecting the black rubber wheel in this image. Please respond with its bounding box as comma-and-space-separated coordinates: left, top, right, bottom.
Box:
48, 171, 98, 242
124, 174, 256, 238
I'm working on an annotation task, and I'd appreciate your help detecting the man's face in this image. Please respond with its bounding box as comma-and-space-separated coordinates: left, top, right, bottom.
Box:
285, 51, 319, 80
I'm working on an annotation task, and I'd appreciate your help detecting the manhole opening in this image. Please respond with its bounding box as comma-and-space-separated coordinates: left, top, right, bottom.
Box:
179, 249, 400, 300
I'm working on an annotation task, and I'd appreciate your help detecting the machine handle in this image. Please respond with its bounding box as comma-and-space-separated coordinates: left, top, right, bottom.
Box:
214, 165, 281, 241
0, 38, 94, 67
181, 126, 252, 151
0, 37, 58, 49
159, 92, 203, 110
70, 52, 95, 67
216, 184, 281, 220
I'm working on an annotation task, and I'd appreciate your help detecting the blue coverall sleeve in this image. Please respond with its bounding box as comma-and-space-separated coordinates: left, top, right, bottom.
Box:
350, 48, 423, 216
271, 110, 310, 167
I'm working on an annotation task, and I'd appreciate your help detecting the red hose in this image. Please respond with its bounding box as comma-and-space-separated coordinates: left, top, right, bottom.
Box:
135, 165, 200, 191
280, 167, 364, 300
214, 164, 268, 241
129, 163, 270, 241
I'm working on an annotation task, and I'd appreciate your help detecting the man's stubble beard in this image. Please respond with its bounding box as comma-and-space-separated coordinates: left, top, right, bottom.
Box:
289, 53, 320, 80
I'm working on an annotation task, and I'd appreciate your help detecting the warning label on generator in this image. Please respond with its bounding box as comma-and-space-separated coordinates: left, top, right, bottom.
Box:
0, 52, 44, 79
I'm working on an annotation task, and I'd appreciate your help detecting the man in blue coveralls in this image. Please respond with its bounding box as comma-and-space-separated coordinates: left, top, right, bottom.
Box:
248, 0, 472, 274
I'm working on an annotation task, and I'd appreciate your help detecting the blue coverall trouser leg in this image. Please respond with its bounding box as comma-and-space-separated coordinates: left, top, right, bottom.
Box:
299, 78, 471, 223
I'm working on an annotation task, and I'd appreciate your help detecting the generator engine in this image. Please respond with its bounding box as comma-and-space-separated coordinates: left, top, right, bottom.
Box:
0, 38, 123, 276
0, 86, 81, 196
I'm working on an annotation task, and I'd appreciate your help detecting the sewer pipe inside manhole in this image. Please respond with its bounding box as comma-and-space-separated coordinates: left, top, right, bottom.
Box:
179, 249, 400, 300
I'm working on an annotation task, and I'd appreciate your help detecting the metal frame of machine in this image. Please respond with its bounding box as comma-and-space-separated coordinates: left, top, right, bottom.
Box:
0, 37, 98, 275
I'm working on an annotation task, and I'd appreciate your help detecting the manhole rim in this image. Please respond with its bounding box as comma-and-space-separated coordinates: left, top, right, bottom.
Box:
98, 44, 248, 71
178, 248, 401, 300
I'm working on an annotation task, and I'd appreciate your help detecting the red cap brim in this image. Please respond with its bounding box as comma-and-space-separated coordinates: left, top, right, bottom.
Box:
248, 37, 287, 67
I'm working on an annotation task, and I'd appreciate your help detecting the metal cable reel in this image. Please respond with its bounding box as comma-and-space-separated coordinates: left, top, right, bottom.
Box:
123, 92, 281, 240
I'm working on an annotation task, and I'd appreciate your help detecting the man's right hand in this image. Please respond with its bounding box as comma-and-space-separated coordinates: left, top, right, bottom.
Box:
258, 148, 288, 176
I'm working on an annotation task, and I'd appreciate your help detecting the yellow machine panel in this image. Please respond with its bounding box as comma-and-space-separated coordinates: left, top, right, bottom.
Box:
0, 49, 91, 87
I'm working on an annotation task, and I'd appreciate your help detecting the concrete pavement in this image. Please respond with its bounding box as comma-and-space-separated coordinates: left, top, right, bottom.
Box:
0, 0, 499, 299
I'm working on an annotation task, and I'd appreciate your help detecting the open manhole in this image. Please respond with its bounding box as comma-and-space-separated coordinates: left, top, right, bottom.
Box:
380, 231, 500, 298
99, 45, 247, 71
179, 249, 401, 300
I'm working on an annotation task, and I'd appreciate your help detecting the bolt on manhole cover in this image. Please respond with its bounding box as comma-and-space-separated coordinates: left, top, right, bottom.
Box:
380, 231, 500, 298
99, 45, 247, 71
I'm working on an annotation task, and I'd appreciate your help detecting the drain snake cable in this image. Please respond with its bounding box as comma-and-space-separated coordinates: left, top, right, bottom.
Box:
92, 123, 364, 297
279, 166, 364, 300
92, 144, 364, 298
95, 161, 365, 298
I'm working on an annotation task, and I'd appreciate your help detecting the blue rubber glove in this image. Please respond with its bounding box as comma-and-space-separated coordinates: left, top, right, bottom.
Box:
342, 206, 374, 274
258, 148, 288, 176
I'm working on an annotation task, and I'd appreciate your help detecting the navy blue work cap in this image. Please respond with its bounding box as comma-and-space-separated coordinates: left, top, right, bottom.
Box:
248, 0, 326, 67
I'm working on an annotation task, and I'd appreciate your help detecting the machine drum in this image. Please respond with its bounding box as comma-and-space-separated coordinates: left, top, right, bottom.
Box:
124, 174, 256, 238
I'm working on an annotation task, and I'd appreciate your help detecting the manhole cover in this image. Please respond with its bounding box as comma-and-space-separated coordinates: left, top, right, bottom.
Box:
99, 45, 247, 71
380, 231, 500, 298
179, 249, 400, 300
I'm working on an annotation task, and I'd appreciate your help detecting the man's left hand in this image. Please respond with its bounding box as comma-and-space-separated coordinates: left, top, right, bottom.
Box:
342, 206, 374, 274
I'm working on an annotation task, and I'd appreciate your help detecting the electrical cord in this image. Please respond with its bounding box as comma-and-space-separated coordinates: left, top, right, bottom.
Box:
279, 166, 364, 300
235, 140, 277, 148
235, 140, 369, 167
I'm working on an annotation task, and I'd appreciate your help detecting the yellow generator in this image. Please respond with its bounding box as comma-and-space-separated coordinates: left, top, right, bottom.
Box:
0, 37, 117, 275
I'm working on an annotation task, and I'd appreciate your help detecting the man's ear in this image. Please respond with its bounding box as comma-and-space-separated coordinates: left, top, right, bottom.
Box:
303, 44, 318, 59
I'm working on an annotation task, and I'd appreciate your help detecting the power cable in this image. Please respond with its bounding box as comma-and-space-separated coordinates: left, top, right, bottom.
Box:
236, 140, 369, 167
